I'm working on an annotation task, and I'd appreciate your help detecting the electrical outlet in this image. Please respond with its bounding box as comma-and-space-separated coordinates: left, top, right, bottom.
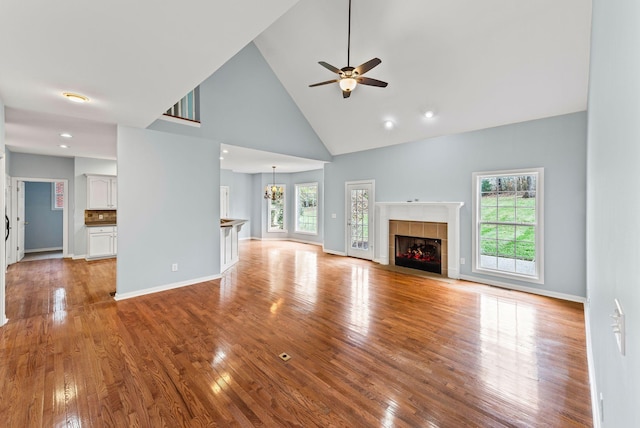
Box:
460, 258, 466, 265
98, 214, 104, 220
331, 213, 337, 219
171, 263, 178, 272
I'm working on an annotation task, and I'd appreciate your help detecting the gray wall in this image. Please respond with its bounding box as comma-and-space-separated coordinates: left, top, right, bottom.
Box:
324, 112, 587, 298
24, 181, 62, 251
73, 157, 117, 257
9, 152, 75, 255
149, 42, 332, 163
220, 169, 252, 240
116, 126, 219, 296
587, 0, 639, 425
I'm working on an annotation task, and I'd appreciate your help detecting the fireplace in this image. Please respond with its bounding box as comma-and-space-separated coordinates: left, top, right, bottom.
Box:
395, 235, 442, 274
376, 202, 463, 278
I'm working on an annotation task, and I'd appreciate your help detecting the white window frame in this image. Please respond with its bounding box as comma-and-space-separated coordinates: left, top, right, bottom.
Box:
52, 181, 64, 210
472, 168, 544, 284
267, 185, 286, 233
294, 182, 318, 235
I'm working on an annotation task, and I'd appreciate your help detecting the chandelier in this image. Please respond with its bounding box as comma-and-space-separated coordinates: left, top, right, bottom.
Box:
264, 166, 284, 201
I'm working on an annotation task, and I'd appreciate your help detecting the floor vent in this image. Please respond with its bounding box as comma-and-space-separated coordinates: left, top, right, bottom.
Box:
278, 352, 291, 362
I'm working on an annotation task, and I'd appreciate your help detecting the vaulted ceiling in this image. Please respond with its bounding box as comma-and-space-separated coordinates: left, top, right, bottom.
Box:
0, 0, 592, 169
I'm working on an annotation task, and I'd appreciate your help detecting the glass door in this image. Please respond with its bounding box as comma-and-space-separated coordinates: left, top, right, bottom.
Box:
346, 181, 374, 260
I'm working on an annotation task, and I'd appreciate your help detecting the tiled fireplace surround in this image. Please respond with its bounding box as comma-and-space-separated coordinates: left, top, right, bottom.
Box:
375, 202, 464, 279
389, 221, 448, 276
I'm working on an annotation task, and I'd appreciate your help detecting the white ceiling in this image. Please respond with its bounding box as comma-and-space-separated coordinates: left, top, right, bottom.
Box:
220, 144, 325, 174
0, 0, 592, 170
255, 0, 592, 155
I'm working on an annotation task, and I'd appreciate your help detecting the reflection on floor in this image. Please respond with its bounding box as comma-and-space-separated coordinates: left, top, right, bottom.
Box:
21, 250, 63, 262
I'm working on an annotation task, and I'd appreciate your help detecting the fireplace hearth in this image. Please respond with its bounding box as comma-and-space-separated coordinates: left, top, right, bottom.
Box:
395, 235, 442, 274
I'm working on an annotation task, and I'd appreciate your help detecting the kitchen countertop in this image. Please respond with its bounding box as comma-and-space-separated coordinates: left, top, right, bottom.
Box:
220, 218, 247, 228
86, 223, 117, 227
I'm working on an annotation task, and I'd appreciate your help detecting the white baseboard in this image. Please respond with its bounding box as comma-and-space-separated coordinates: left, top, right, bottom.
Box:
25, 247, 62, 253
72, 254, 87, 260
113, 274, 221, 301
287, 238, 322, 246
459, 274, 587, 303
323, 248, 346, 256
583, 302, 601, 427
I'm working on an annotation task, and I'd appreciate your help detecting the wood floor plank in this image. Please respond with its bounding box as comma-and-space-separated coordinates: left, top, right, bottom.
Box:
0, 241, 592, 427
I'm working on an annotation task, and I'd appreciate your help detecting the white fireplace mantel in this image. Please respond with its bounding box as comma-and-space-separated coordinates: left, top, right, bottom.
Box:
375, 202, 465, 278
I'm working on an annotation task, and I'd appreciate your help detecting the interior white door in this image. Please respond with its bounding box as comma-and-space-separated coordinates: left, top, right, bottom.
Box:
17, 180, 25, 262
346, 181, 374, 260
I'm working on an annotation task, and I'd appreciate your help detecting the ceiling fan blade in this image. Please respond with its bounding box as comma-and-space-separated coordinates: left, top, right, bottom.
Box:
309, 79, 340, 87
318, 61, 342, 75
354, 58, 381, 76
356, 77, 388, 88
343, 90, 351, 99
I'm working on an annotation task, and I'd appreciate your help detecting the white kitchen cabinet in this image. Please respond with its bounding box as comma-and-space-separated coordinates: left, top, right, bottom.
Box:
87, 175, 117, 209
87, 226, 117, 259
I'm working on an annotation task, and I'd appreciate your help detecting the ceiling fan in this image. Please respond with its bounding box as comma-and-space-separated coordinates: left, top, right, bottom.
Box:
309, 0, 388, 99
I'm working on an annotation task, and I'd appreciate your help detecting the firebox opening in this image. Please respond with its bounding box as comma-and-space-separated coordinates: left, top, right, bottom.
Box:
395, 235, 442, 274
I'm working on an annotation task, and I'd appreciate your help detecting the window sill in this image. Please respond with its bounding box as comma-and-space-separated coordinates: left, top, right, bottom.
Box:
293, 231, 318, 236
472, 265, 543, 285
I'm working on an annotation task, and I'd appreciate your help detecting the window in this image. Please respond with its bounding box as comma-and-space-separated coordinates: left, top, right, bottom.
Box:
472, 168, 544, 283
295, 183, 318, 234
268, 186, 286, 232
52, 181, 64, 210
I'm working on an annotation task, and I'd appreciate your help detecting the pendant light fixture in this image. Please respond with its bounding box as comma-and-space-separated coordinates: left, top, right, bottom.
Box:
264, 166, 284, 201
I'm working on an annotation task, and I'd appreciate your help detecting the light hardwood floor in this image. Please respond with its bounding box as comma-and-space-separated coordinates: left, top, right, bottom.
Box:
0, 240, 592, 427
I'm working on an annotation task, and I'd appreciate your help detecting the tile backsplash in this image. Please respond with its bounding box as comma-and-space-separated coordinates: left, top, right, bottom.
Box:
85, 210, 117, 225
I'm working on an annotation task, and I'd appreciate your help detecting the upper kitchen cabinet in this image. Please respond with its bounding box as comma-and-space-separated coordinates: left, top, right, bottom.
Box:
87, 175, 117, 209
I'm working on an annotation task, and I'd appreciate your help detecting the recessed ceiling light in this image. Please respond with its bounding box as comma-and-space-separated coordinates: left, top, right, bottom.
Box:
60, 132, 73, 138
62, 92, 89, 103
219, 156, 224, 160
383, 120, 395, 130
424, 110, 435, 119
59, 144, 70, 149
222, 149, 229, 154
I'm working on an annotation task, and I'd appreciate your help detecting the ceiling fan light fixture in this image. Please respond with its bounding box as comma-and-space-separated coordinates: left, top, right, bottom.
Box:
339, 78, 358, 92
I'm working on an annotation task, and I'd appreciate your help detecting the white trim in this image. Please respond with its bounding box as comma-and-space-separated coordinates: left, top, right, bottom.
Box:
323, 248, 347, 256
294, 182, 319, 235
583, 302, 601, 427
459, 274, 585, 303
157, 114, 202, 127
345, 180, 375, 260
471, 167, 544, 284
11, 177, 70, 261
287, 238, 322, 246
72, 254, 86, 260
25, 247, 62, 253
114, 274, 220, 301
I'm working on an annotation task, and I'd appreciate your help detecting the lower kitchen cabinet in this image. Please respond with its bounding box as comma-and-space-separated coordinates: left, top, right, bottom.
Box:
87, 226, 117, 259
